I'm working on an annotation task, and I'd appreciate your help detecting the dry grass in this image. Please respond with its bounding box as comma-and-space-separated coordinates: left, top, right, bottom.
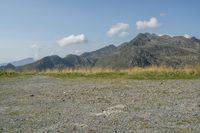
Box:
127, 65, 200, 73
40, 65, 200, 80
40, 65, 200, 74
1, 65, 200, 79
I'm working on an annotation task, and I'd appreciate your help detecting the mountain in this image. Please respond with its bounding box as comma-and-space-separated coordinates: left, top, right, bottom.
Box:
19, 45, 117, 70
80, 44, 117, 66
64, 54, 92, 67
19, 55, 68, 71
0, 63, 15, 70
12, 58, 34, 67
95, 33, 200, 67
17, 33, 200, 71
0, 58, 34, 67
81, 44, 117, 59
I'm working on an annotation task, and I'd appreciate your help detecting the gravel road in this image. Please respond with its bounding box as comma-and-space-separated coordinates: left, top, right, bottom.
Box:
0, 76, 200, 133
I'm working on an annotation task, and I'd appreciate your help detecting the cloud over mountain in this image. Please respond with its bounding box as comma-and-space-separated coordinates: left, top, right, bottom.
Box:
57, 34, 87, 46
184, 34, 191, 39
31, 44, 40, 60
136, 17, 159, 30
107, 23, 129, 37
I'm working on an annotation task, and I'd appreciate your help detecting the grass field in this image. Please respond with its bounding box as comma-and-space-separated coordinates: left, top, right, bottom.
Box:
1, 65, 200, 80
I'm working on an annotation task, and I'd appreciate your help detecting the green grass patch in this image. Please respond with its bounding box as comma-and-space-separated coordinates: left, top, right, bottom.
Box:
0, 71, 19, 79
0, 128, 3, 133
0, 71, 35, 80
43, 72, 127, 79
8, 111, 20, 116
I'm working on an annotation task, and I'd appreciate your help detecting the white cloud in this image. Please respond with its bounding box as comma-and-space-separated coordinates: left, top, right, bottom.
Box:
31, 43, 40, 60
157, 33, 174, 37
136, 17, 159, 30
31, 44, 39, 49
107, 23, 129, 37
157, 34, 174, 37
57, 34, 87, 47
184, 34, 191, 39
71, 50, 82, 55
118, 31, 129, 37
160, 13, 167, 17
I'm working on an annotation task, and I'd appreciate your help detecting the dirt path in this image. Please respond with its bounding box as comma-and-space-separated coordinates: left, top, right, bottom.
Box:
0, 76, 200, 133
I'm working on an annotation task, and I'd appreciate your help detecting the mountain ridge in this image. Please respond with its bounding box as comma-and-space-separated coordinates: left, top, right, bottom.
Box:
17, 33, 200, 71
0, 58, 34, 67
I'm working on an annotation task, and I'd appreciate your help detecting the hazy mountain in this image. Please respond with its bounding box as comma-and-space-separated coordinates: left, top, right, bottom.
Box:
19, 45, 117, 70
17, 33, 200, 71
19, 55, 68, 71
0, 58, 34, 67
0, 63, 15, 70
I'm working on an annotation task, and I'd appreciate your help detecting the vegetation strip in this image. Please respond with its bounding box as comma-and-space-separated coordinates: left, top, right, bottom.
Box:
0, 71, 35, 79
1, 66, 200, 80
41, 66, 200, 80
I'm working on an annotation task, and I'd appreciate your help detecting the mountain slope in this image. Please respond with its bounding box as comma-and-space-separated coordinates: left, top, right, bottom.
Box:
64, 54, 92, 67
12, 58, 34, 67
0, 58, 34, 67
19, 55, 68, 71
80, 44, 117, 66
95, 33, 200, 68
0, 63, 15, 70
18, 45, 117, 70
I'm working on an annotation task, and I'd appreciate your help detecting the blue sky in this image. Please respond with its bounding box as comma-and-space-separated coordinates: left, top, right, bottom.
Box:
0, 0, 200, 63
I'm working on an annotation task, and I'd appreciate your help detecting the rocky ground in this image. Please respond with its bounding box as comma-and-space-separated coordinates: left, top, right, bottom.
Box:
0, 76, 200, 133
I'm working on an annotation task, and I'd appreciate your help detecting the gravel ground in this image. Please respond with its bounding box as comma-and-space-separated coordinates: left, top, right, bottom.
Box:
0, 76, 200, 133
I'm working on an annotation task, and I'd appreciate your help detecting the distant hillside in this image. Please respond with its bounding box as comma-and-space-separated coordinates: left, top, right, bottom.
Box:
0, 63, 15, 70
19, 55, 68, 71
19, 45, 117, 70
0, 58, 34, 67
17, 33, 200, 71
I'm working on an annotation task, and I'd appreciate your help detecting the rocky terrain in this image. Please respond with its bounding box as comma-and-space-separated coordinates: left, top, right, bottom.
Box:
0, 76, 200, 132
